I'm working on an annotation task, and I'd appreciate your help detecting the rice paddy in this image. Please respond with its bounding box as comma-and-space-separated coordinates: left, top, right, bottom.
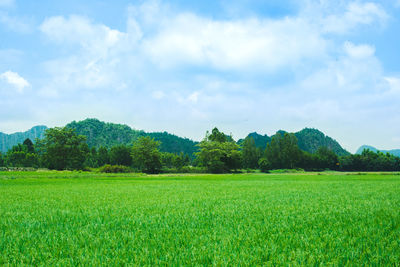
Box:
0, 171, 399, 265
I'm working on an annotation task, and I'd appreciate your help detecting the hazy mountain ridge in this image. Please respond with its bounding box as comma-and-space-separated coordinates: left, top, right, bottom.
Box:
0, 126, 48, 153
356, 145, 400, 157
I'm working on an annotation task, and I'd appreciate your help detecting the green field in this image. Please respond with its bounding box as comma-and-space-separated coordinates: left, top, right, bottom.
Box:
1, 172, 399, 265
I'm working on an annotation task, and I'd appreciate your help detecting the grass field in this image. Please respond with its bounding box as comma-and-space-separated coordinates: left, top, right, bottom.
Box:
0, 171, 399, 265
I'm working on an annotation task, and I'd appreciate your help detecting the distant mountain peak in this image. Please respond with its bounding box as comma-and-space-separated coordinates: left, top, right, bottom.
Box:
0, 125, 48, 152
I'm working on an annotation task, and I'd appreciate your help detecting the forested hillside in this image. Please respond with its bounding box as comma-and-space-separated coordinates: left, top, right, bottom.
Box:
1, 120, 350, 157
237, 132, 271, 150
239, 128, 349, 156
295, 128, 349, 156
66, 119, 143, 148
0, 126, 47, 153
66, 119, 198, 156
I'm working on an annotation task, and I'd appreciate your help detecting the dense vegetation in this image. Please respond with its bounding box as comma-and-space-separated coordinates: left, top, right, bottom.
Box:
1, 125, 399, 173
66, 119, 199, 156
1, 119, 352, 158
356, 145, 400, 157
0, 172, 399, 265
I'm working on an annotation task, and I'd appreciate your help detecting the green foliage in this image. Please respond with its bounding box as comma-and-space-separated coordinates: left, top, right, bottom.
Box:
98, 164, 132, 173
339, 149, 400, 171
67, 118, 199, 157
0, 152, 3, 167
4, 142, 38, 167
196, 128, 241, 173
237, 132, 271, 150
0, 172, 399, 265
264, 132, 302, 169
241, 136, 262, 169
295, 128, 350, 156
356, 145, 400, 157
161, 152, 190, 170
258, 157, 272, 172
207, 127, 233, 143
132, 136, 162, 174
146, 132, 199, 157
67, 118, 142, 149
97, 146, 110, 167
85, 147, 98, 168
109, 145, 132, 166
37, 127, 89, 170
23, 138, 35, 153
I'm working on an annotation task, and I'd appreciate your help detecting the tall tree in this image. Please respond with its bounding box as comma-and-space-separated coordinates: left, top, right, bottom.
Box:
241, 137, 262, 169
264, 132, 302, 169
97, 146, 110, 167
23, 138, 35, 153
109, 145, 132, 166
196, 128, 241, 173
37, 127, 88, 170
132, 136, 162, 174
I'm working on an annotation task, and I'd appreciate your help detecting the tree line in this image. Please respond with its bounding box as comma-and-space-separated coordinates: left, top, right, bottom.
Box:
1, 127, 399, 173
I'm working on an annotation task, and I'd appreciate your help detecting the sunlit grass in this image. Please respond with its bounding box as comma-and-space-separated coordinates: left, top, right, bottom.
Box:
0, 172, 399, 265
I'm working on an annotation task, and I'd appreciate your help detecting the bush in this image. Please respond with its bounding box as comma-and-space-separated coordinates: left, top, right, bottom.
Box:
98, 164, 133, 173
258, 158, 272, 173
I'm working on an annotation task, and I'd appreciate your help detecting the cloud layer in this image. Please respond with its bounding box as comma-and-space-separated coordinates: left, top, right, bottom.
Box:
1, 0, 399, 152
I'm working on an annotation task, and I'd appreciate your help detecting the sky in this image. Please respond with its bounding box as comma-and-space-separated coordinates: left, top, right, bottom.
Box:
1, 0, 400, 153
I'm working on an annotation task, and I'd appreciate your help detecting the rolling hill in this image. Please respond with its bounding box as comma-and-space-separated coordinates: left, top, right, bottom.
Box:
239, 128, 350, 156
66, 119, 199, 156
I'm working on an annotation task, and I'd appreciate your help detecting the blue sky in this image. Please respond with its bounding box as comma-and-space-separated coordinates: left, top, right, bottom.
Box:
1, 0, 400, 152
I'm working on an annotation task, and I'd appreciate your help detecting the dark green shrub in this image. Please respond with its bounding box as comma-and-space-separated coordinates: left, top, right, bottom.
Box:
99, 164, 133, 173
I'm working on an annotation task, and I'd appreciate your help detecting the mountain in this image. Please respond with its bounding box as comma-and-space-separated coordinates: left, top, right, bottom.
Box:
0, 120, 349, 157
66, 119, 143, 148
66, 118, 198, 156
239, 128, 349, 156
356, 145, 400, 157
0, 126, 47, 153
294, 128, 350, 156
237, 132, 271, 150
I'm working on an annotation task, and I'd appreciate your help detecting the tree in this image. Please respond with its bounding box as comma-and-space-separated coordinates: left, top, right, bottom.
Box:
4, 143, 38, 167
85, 147, 99, 168
132, 136, 162, 174
109, 145, 132, 166
23, 138, 35, 153
97, 146, 110, 167
196, 128, 241, 173
37, 127, 88, 170
241, 137, 262, 169
314, 147, 338, 170
0, 152, 3, 167
264, 132, 302, 169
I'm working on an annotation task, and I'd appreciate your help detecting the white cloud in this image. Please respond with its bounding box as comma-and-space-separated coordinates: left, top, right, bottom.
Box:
344, 42, 375, 59
0, 71, 30, 93
40, 15, 126, 56
142, 14, 327, 71
304, 1, 388, 34
28, 1, 400, 151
